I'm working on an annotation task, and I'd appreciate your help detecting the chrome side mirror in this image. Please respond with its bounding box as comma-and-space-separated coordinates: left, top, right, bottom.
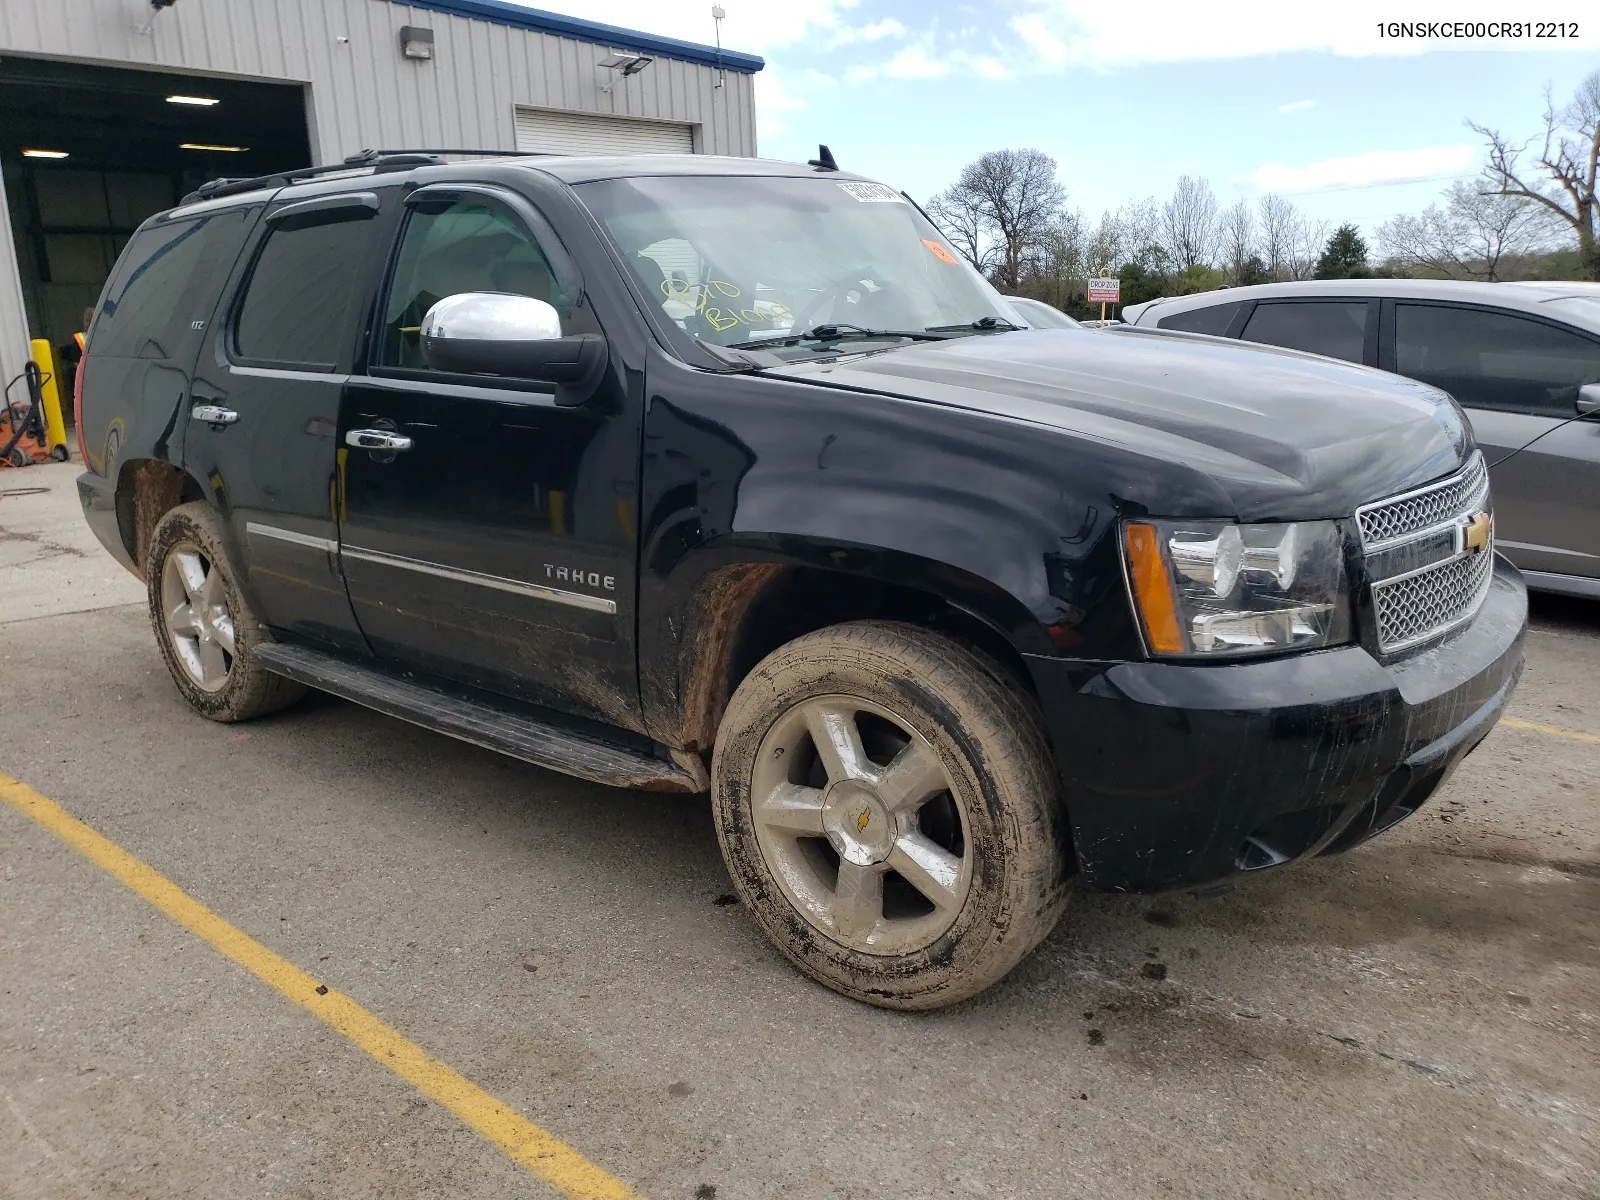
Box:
1578, 382, 1600, 416
420, 292, 605, 405
422, 291, 562, 344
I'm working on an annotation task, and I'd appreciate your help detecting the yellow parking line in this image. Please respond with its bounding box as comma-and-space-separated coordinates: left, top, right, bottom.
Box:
0, 771, 638, 1200
1500, 716, 1600, 746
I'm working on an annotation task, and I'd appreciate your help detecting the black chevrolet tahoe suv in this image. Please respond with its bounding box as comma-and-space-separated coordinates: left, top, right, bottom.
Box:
77, 150, 1527, 1010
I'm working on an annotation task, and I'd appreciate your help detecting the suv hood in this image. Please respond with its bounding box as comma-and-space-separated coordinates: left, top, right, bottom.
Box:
768, 327, 1471, 520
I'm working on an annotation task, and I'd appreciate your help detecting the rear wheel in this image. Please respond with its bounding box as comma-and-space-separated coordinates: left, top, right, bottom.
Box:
711, 620, 1072, 1010
145, 502, 305, 722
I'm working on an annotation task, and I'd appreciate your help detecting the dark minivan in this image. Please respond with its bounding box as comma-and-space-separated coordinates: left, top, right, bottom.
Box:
78, 151, 1525, 1008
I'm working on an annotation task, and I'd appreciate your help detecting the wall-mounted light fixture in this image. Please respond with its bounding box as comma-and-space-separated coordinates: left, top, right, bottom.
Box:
399, 25, 434, 60
166, 94, 218, 106
598, 50, 652, 93
599, 51, 653, 77
180, 143, 248, 152
22, 149, 70, 159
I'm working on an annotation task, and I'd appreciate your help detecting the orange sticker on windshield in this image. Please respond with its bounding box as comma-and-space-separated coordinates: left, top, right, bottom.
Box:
922, 239, 959, 265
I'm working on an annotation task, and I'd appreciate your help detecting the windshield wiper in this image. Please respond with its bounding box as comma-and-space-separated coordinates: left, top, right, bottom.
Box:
724, 322, 955, 351
924, 316, 1025, 333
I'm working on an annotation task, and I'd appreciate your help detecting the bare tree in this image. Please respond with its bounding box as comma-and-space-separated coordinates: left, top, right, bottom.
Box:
1470, 69, 1600, 279
1288, 217, 1331, 281
1085, 210, 1125, 276
1218, 198, 1255, 284
1378, 181, 1556, 280
1258, 193, 1298, 280
1160, 175, 1219, 270
924, 191, 995, 275
1115, 197, 1161, 265
928, 149, 1066, 290
1020, 209, 1089, 307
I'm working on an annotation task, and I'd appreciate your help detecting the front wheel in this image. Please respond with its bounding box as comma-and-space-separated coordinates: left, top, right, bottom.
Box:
711, 621, 1072, 1010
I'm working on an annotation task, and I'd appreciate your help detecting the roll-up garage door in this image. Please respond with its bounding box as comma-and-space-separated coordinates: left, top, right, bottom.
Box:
514, 108, 694, 155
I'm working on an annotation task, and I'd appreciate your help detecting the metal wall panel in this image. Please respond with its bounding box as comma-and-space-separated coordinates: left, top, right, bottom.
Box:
0, 0, 758, 384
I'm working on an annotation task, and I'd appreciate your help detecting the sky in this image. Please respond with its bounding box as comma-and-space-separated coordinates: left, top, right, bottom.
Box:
531, 1, 1597, 241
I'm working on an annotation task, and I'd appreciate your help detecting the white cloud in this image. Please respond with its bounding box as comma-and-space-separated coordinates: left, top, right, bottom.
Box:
1250, 145, 1477, 192
967, 55, 1014, 80
1007, 13, 1071, 68
847, 43, 959, 83
831, 18, 908, 46
1278, 99, 1316, 114
885, 45, 953, 79
754, 67, 810, 137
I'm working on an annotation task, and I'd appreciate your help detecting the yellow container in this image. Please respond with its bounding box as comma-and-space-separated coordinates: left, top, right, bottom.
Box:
28, 337, 69, 457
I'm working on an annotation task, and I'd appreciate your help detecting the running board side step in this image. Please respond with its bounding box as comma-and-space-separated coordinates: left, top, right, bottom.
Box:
253, 642, 702, 793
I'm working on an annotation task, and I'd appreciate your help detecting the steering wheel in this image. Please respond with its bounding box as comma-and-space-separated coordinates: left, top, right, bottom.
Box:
789, 267, 886, 334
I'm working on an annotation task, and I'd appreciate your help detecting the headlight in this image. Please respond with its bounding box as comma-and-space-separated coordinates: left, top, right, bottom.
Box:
1122, 518, 1352, 658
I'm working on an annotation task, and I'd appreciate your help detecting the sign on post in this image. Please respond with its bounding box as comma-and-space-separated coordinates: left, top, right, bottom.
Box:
1087, 277, 1120, 322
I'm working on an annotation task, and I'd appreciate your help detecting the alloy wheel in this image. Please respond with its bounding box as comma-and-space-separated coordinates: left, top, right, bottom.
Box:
160, 542, 237, 692
750, 694, 972, 955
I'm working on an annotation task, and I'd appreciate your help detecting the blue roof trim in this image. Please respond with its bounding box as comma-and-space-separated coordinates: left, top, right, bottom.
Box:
389, 0, 765, 73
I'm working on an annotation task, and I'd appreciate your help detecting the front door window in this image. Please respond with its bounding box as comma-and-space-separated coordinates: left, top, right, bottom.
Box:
376, 199, 572, 372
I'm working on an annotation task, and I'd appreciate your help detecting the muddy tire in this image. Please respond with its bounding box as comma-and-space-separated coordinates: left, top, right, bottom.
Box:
145, 502, 306, 722
711, 620, 1072, 1010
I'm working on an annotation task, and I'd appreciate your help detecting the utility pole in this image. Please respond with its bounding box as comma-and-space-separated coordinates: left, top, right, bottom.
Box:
712, 6, 726, 89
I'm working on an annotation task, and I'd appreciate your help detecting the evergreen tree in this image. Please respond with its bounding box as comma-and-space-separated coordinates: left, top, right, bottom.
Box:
1314, 224, 1370, 279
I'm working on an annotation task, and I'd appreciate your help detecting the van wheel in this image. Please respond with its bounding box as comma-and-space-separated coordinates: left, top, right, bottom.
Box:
711, 620, 1072, 1010
145, 502, 306, 723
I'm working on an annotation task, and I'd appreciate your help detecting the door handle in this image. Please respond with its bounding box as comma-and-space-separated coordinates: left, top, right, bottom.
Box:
346, 429, 414, 452
191, 403, 239, 425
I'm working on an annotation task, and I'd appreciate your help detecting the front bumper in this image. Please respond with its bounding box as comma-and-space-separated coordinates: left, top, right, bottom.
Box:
1025, 555, 1527, 893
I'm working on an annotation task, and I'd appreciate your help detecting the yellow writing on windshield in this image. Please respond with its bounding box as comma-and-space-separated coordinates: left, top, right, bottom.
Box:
659, 278, 792, 333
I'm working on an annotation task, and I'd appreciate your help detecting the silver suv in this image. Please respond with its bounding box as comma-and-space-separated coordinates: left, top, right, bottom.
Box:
1124, 280, 1600, 599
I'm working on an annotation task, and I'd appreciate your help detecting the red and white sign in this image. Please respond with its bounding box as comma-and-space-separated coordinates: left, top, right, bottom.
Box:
1087, 277, 1120, 304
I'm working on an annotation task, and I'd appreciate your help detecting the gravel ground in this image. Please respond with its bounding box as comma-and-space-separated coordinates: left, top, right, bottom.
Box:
2, 462, 1596, 1199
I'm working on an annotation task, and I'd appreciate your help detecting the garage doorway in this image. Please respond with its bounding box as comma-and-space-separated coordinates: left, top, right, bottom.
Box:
514, 107, 695, 155
0, 57, 310, 365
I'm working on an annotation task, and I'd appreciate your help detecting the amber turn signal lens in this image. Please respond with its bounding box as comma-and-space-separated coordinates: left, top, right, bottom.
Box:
1124, 522, 1185, 654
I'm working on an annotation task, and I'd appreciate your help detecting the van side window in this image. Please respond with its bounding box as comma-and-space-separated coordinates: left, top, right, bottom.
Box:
233, 206, 378, 369
376, 198, 572, 371
92, 210, 252, 360
1158, 301, 1242, 336
1240, 301, 1367, 363
1396, 303, 1600, 418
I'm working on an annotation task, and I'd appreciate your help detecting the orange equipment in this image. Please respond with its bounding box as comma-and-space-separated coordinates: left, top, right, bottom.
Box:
1, 362, 57, 468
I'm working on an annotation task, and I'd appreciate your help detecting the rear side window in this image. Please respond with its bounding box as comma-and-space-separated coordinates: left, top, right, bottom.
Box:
234, 206, 378, 369
92, 210, 253, 360
1396, 303, 1600, 417
1241, 301, 1367, 363
1158, 301, 1242, 336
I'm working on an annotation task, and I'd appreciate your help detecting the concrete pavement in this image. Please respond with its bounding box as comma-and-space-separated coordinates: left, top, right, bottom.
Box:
2, 461, 1597, 1198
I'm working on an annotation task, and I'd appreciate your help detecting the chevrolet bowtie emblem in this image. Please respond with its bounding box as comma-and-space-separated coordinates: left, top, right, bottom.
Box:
1463, 511, 1493, 554
857, 807, 872, 832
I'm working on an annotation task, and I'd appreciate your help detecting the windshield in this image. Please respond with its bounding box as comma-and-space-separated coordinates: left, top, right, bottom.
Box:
574, 174, 1020, 354
1007, 297, 1080, 330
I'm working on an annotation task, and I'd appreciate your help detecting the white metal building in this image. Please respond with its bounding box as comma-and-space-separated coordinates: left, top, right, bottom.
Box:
0, 0, 762, 388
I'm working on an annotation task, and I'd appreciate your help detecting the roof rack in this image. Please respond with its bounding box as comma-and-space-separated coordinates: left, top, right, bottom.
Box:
178, 147, 551, 206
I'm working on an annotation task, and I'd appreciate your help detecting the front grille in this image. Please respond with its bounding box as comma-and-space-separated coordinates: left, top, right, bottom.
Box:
1357, 453, 1494, 654
1371, 545, 1495, 652
1357, 452, 1487, 546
